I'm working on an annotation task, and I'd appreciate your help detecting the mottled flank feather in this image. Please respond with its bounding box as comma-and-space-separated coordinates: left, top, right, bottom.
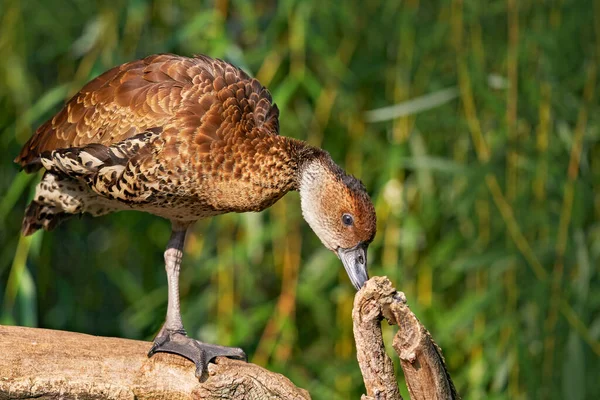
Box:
22, 201, 69, 236
21, 172, 122, 235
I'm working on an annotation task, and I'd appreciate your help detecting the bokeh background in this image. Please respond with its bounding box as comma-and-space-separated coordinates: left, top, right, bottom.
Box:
1, 0, 599, 398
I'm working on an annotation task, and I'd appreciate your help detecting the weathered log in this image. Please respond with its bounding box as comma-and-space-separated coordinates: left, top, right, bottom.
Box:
0, 325, 310, 400
353, 277, 459, 400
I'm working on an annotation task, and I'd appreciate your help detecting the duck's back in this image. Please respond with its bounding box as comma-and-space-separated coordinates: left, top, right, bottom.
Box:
16, 54, 280, 171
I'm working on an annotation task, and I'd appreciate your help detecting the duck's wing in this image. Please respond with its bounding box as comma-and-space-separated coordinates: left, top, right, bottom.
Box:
16, 54, 279, 172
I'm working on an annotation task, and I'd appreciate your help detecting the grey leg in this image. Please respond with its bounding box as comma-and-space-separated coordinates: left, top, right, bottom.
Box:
163, 228, 186, 334
148, 223, 246, 379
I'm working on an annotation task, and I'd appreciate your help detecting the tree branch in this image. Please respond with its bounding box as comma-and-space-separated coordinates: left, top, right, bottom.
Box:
0, 325, 310, 400
353, 277, 460, 400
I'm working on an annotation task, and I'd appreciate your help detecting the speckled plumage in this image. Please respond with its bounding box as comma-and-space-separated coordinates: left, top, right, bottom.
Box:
17, 54, 326, 231
16, 53, 377, 373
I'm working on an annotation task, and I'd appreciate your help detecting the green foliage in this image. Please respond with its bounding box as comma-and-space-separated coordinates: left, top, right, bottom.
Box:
1, 0, 599, 398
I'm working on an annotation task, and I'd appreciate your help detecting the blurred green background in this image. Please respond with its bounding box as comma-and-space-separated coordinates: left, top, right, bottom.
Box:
1, 0, 599, 398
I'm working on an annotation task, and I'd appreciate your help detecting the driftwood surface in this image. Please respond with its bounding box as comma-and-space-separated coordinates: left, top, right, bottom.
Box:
0, 276, 458, 399
353, 276, 459, 400
0, 325, 310, 400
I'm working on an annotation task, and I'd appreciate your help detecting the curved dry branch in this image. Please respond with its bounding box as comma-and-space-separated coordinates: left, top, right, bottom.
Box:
353, 277, 459, 400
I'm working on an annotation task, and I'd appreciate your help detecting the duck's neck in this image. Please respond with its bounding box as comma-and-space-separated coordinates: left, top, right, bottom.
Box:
296, 153, 332, 238
284, 137, 331, 191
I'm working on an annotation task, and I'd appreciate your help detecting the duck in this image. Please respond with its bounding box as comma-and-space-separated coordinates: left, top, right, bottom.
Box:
15, 53, 377, 378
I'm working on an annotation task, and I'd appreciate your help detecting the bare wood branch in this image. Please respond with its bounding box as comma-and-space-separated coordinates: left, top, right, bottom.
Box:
353, 278, 402, 400
0, 325, 310, 400
353, 277, 459, 400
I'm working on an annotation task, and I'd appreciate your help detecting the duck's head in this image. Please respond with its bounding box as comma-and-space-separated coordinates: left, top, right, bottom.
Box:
298, 156, 377, 290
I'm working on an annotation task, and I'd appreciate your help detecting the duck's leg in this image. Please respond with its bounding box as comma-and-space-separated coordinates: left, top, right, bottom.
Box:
148, 223, 246, 378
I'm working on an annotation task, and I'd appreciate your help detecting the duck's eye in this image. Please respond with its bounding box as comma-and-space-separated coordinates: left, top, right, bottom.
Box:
342, 213, 354, 227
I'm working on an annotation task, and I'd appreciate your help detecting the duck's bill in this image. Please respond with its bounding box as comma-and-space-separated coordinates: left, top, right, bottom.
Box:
337, 243, 369, 290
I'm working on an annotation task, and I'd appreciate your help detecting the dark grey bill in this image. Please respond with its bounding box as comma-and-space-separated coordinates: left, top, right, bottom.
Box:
337, 243, 369, 290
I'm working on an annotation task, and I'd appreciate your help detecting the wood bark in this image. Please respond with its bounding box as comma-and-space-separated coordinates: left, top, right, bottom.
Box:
1, 277, 458, 399
353, 276, 460, 400
0, 325, 310, 400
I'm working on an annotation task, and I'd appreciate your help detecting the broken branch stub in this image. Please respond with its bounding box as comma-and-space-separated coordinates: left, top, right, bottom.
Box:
353, 276, 460, 400
352, 277, 403, 400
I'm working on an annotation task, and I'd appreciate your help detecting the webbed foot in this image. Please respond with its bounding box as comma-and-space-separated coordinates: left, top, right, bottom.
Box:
148, 329, 247, 378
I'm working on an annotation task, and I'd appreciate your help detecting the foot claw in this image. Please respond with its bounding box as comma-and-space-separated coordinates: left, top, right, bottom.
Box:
148, 330, 246, 379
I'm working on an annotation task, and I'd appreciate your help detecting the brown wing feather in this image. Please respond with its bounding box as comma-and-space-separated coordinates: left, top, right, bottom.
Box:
16, 53, 279, 171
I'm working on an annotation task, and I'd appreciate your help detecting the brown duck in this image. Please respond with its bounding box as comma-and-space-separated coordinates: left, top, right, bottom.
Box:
15, 53, 376, 377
